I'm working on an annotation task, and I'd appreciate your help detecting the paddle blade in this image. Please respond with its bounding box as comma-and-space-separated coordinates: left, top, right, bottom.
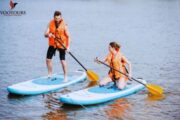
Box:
146, 84, 164, 96
86, 70, 99, 81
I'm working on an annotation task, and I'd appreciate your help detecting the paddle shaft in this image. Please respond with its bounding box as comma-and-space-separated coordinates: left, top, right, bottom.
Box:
98, 60, 146, 86
123, 65, 129, 74
54, 37, 87, 71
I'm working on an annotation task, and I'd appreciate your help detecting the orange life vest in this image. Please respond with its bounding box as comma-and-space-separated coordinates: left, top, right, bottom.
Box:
48, 19, 69, 49
106, 52, 128, 80
106, 52, 122, 80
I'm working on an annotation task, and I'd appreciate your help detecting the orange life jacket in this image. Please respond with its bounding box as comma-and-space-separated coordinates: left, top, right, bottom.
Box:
106, 52, 128, 80
48, 19, 69, 49
106, 52, 122, 80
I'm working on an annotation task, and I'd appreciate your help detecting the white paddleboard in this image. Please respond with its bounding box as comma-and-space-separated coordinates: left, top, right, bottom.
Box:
7, 71, 86, 95
60, 81, 145, 105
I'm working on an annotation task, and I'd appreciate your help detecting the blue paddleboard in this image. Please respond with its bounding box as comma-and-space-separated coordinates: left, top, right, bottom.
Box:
7, 71, 86, 95
60, 81, 145, 105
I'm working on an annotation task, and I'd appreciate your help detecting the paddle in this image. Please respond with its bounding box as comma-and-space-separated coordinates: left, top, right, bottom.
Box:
54, 37, 99, 81
95, 58, 163, 96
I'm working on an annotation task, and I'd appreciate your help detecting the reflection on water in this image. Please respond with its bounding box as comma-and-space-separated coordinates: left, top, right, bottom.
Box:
147, 94, 166, 101
43, 97, 132, 120
43, 93, 67, 120
7, 93, 27, 99
42, 109, 68, 120
105, 98, 132, 120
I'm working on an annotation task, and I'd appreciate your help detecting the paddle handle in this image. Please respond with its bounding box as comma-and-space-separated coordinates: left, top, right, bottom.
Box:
55, 37, 87, 71
98, 60, 146, 86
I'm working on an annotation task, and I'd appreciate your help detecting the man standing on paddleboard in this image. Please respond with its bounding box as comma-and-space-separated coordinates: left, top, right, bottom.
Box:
44, 11, 70, 82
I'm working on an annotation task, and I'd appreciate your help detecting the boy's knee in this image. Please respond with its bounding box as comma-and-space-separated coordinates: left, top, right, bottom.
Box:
117, 82, 126, 90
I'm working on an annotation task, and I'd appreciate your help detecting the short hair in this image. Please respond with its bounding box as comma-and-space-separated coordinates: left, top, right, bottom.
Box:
54, 11, 62, 17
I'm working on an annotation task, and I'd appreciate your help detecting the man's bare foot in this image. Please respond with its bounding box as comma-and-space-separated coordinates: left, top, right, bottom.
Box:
63, 77, 68, 83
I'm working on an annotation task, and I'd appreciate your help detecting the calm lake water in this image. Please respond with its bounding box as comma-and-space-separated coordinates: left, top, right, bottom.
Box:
0, 0, 180, 120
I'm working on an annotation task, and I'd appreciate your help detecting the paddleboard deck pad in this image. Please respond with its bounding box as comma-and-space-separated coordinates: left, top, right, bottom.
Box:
60, 81, 145, 105
7, 71, 86, 95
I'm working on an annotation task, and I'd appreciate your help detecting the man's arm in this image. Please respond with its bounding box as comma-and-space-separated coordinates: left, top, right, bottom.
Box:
44, 24, 55, 38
